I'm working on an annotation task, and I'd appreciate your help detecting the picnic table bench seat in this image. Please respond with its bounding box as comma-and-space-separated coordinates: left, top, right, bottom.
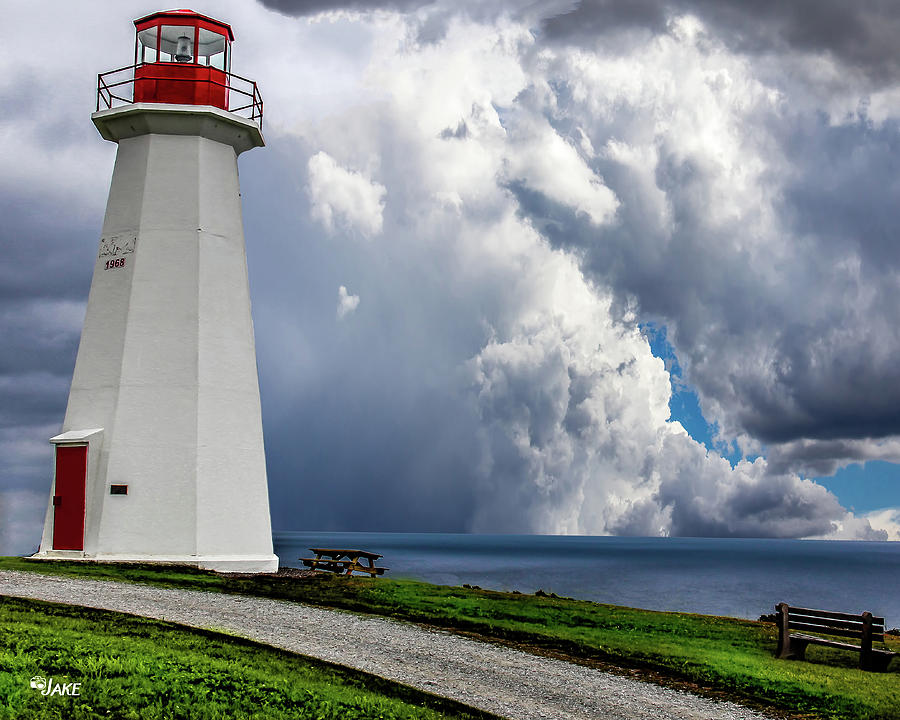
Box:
775, 602, 896, 671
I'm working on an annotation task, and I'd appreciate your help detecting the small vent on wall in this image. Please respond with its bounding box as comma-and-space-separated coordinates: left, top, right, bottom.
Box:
110, 485, 128, 495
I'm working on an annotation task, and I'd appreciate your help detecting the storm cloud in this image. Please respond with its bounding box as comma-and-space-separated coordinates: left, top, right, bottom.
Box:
542, 0, 900, 83
501, 8, 900, 466
260, 0, 900, 84
248, 8, 891, 539
260, 0, 437, 15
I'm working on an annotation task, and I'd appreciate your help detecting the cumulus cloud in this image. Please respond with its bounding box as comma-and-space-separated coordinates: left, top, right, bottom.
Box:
464, 277, 873, 538
503, 113, 618, 226
336, 285, 360, 318
253, 8, 885, 539
500, 10, 900, 468
268, 4, 900, 477
864, 507, 900, 541
307, 151, 386, 237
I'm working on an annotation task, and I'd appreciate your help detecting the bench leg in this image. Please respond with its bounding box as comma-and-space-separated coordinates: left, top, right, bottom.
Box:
348, 566, 378, 577
778, 638, 808, 661
860, 612, 874, 671
775, 603, 805, 659
867, 655, 894, 672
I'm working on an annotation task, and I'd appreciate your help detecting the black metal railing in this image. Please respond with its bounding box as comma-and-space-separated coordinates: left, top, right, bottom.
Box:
97, 63, 263, 128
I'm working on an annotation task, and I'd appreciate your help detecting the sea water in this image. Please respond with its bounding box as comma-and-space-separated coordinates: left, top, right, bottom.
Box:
274, 532, 900, 627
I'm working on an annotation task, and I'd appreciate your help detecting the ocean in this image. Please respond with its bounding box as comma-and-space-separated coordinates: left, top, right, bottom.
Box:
274, 532, 900, 627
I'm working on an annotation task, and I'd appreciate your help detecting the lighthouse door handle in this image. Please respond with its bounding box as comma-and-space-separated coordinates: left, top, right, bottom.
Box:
53, 496, 62, 507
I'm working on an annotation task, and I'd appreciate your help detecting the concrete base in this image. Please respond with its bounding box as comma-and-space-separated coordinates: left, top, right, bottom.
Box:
28, 551, 279, 574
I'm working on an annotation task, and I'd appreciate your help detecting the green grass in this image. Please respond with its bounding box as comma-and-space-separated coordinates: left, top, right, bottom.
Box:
3, 557, 899, 719
0, 595, 499, 720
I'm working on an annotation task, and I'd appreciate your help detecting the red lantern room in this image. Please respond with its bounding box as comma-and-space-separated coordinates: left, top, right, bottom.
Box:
97, 9, 262, 126
133, 9, 233, 108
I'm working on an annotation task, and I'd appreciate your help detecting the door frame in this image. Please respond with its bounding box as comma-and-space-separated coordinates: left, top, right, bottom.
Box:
42, 428, 103, 556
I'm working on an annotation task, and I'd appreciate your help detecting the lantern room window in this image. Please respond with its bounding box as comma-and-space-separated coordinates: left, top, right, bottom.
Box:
137, 28, 158, 63
198, 28, 228, 70
161, 25, 195, 63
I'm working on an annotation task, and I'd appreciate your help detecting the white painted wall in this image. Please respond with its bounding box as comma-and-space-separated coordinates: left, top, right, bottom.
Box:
36, 106, 277, 573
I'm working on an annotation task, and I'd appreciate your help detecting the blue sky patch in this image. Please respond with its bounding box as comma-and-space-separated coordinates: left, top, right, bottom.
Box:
643, 323, 741, 465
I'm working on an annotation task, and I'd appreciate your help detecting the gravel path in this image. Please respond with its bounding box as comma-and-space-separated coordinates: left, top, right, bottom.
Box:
1, 570, 775, 720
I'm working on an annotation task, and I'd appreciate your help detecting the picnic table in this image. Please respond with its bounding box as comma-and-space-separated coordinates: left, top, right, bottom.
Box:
300, 548, 388, 577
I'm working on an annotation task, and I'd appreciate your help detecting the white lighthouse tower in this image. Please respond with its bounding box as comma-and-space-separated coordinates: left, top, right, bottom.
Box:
35, 9, 278, 573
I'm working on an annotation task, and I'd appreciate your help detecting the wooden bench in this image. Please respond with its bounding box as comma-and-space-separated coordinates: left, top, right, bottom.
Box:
775, 602, 896, 671
300, 548, 388, 578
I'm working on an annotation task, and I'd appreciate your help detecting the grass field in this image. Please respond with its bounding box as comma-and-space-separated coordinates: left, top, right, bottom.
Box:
2, 557, 898, 719
0, 594, 499, 720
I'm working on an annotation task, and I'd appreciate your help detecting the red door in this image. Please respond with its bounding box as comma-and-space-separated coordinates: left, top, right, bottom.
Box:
52, 445, 87, 550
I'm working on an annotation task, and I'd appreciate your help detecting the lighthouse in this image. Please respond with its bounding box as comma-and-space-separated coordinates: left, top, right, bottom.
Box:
34, 10, 278, 573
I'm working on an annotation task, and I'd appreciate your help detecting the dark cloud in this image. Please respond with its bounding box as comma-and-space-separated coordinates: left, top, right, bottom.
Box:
767, 438, 900, 477
440, 120, 469, 140
0, 185, 93, 473
0, 182, 93, 527
254, 0, 515, 44
0, 373, 71, 430
0, 191, 96, 303
0, 136, 103, 539
257, 0, 900, 84
256, 0, 435, 16
693, 0, 900, 85
542, 0, 900, 85
783, 116, 900, 270
263, 380, 481, 532
0, 488, 46, 556
541, 0, 667, 40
